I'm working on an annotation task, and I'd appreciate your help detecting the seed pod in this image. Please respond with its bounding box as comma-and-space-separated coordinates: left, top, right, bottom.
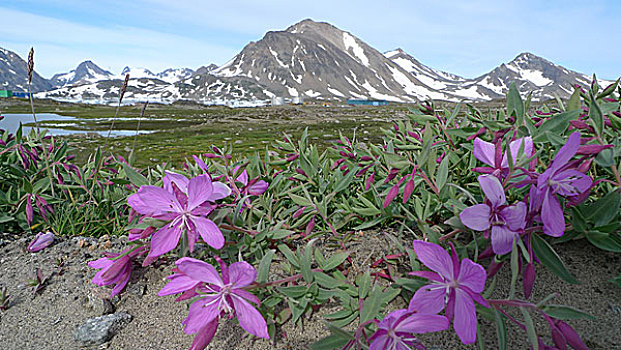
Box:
27, 48, 34, 84
119, 74, 130, 102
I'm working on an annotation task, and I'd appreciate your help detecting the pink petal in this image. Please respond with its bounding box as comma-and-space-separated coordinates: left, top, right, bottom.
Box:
183, 296, 221, 334
228, 261, 257, 288
473, 138, 496, 167
110, 269, 131, 297
553, 170, 592, 197
457, 259, 486, 293
131, 186, 182, 215
187, 174, 214, 211
491, 225, 518, 255
235, 168, 249, 186
542, 190, 565, 237
247, 180, 268, 196
412, 241, 454, 278
369, 333, 390, 350
231, 294, 269, 339
478, 175, 505, 207
188, 320, 218, 350
232, 289, 261, 306
176, 257, 223, 287
148, 224, 183, 258
158, 274, 201, 296
88, 257, 114, 270
502, 137, 534, 168
208, 182, 231, 201
453, 289, 477, 344
500, 202, 527, 231
408, 270, 443, 283
192, 216, 225, 249
163, 171, 189, 193
409, 284, 446, 314
395, 314, 449, 334
460, 204, 491, 231
549, 132, 580, 173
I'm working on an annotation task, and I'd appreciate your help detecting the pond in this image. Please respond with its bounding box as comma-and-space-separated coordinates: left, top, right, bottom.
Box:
0, 113, 157, 137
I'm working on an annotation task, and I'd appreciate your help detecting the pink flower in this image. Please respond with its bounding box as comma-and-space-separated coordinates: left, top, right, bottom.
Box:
473, 137, 534, 176
88, 246, 146, 297
27, 231, 54, 252
159, 257, 269, 349
368, 309, 448, 350
127, 172, 231, 258
409, 241, 489, 344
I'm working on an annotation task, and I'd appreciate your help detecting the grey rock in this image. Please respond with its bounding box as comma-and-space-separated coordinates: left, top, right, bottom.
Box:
73, 312, 132, 345
84, 293, 115, 315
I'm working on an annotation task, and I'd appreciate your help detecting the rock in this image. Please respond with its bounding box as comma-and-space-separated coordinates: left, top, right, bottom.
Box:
73, 312, 132, 345
84, 294, 115, 315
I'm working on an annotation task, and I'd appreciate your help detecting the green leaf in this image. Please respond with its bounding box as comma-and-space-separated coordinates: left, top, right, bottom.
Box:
360, 287, 383, 323
594, 148, 615, 168
520, 308, 539, 350
589, 94, 604, 136
567, 88, 581, 111
310, 335, 349, 350
507, 82, 524, 125
323, 251, 350, 271
532, 110, 581, 143
358, 271, 371, 299
289, 193, 313, 207
494, 310, 507, 350
585, 191, 621, 226
543, 305, 595, 320
532, 235, 579, 284
436, 155, 449, 193
120, 162, 149, 187
586, 231, 621, 252
278, 244, 300, 268
256, 250, 275, 284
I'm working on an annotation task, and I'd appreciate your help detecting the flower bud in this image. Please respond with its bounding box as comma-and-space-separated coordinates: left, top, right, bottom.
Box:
27, 231, 54, 252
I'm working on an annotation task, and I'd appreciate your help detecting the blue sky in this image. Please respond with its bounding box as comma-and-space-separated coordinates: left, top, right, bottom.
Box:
1, 0, 619, 79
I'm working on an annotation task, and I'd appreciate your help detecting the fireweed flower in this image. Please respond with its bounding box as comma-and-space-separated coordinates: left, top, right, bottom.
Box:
158, 257, 269, 349
27, 231, 54, 252
128, 172, 231, 258
233, 166, 269, 198
531, 132, 592, 237
473, 136, 534, 176
88, 246, 146, 297
368, 309, 448, 350
460, 175, 526, 255
409, 241, 489, 344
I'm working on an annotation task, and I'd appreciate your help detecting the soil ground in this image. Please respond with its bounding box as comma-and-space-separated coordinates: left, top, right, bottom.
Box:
0, 232, 619, 350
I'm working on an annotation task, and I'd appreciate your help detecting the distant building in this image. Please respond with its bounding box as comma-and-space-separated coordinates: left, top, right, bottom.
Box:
346, 99, 388, 106
0, 90, 12, 98
291, 96, 304, 105
12, 91, 32, 98
271, 96, 285, 106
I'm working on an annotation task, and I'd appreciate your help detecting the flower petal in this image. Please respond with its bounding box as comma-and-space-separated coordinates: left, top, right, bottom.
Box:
148, 224, 183, 258
176, 257, 223, 287
110, 268, 131, 297
542, 190, 565, 237
395, 314, 450, 334
192, 216, 225, 250
500, 202, 527, 231
189, 320, 218, 350
247, 180, 269, 196
549, 132, 580, 173
473, 138, 496, 167
368, 332, 390, 350
235, 168, 249, 186
460, 204, 491, 231
231, 294, 270, 339
209, 182, 231, 201
412, 241, 454, 278
409, 284, 446, 314
457, 259, 486, 293
158, 274, 201, 296
228, 261, 257, 288
453, 288, 477, 344
478, 175, 505, 207
183, 296, 221, 334
502, 137, 534, 168
163, 171, 189, 193
130, 186, 181, 215
491, 225, 518, 255
552, 170, 592, 197
187, 174, 214, 211
232, 289, 261, 306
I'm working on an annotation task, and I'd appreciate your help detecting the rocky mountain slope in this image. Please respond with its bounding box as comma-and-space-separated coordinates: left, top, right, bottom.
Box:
0, 47, 52, 92
51, 60, 114, 88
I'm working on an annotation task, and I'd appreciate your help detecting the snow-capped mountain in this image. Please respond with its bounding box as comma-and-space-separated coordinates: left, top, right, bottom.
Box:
50, 60, 114, 88
156, 68, 195, 83
0, 47, 51, 92
4, 19, 618, 104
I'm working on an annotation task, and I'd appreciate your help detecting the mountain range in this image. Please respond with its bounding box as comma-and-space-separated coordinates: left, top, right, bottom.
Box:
0, 19, 616, 105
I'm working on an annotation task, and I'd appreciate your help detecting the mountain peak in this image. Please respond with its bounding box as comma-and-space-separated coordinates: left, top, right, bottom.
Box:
285, 18, 339, 35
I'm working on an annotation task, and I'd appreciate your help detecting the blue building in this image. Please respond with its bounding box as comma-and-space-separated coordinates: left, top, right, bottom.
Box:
346, 99, 389, 106
12, 91, 32, 98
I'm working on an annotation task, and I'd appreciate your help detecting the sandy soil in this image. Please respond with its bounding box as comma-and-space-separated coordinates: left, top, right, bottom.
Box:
0, 232, 619, 350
